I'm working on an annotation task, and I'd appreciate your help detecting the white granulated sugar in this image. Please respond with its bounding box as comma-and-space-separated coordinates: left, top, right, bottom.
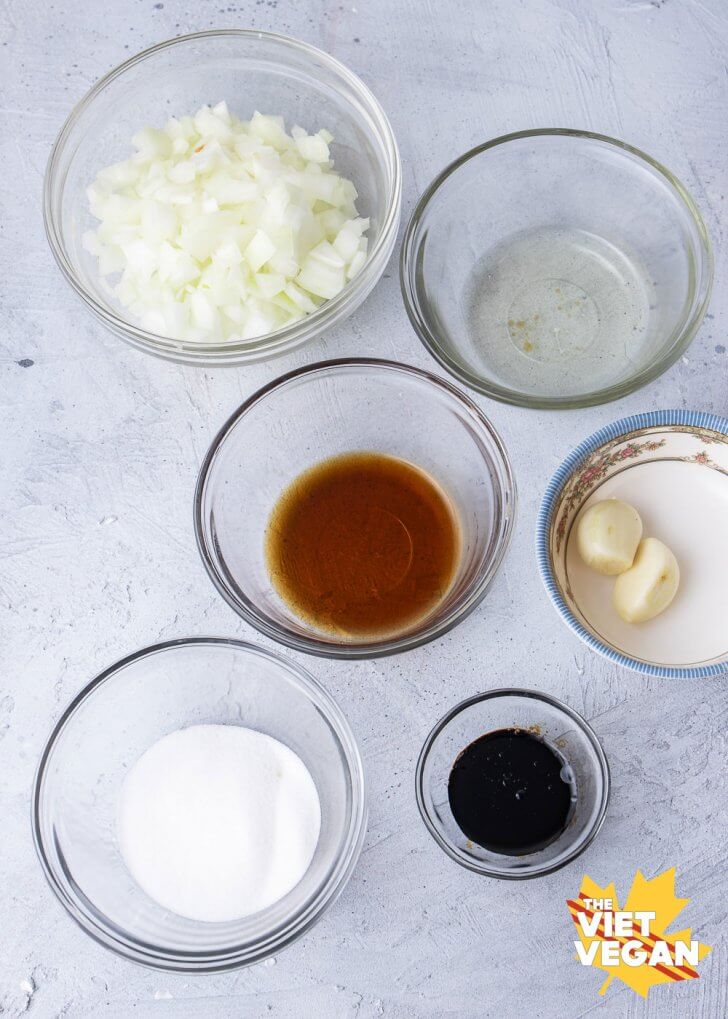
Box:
118, 724, 321, 923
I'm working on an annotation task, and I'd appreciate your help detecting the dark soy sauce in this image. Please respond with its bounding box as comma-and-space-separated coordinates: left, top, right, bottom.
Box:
448, 728, 574, 855
265, 452, 460, 639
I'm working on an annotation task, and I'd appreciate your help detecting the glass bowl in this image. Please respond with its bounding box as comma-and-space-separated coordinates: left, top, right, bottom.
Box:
194, 359, 516, 659
401, 129, 712, 409
416, 689, 610, 878
32, 638, 366, 972
44, 30, 401, 365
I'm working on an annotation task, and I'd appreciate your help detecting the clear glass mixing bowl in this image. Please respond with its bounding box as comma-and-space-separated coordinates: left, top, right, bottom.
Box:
416, 689, 610, 878
44, 31, 401, 365
32, 639, 366, 972
194, 359, 516, 658
401, 130, 712, 409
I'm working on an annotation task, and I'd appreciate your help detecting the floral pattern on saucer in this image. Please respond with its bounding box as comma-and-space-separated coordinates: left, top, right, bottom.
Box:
555, 439, 665, 552
554, 426, 728, 553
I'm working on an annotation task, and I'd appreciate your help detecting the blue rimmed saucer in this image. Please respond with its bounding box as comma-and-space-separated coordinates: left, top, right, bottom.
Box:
537, 410, 728, 679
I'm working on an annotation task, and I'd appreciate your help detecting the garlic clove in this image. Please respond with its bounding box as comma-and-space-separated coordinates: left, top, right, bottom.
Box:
577, 499, 643, 576
613, 537, 680, 623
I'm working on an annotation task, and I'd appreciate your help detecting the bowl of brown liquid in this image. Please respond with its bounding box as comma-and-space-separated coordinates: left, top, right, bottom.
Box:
194, 359, 516, 658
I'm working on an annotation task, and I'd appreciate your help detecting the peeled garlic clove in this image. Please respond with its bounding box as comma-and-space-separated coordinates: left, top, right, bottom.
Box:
613, 537, 680, 623
576, 499, 643, 575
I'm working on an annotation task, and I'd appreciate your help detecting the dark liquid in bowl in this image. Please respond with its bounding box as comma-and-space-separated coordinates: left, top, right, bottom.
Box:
448, 728, 574, 855
265, 452, 460, 638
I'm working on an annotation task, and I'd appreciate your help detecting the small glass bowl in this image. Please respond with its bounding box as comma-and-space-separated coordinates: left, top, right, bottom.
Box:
44, 31, 401, 365
416, 689, 610, 879
32, 638, 366, 972
401, 129, 713, 409
195, 358, 516, 659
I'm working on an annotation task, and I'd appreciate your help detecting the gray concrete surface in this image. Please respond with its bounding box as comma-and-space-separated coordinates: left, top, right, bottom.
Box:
2, 0, 727, 1016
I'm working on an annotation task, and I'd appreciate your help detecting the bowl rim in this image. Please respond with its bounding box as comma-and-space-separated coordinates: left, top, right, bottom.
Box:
43, 29, 402, 365
193, 357, 517, 659
31, 636, 368, 973
536, 408, 728, 679
400, 127, 714, 410
414, 687, 611, 879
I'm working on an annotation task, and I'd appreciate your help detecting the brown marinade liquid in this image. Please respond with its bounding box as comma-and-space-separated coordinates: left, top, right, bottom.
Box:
265, 452, 461, 638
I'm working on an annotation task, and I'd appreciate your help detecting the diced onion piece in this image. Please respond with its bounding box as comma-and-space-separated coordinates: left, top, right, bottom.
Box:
285, 282, 318, 313
292, 126, 331, 164
308, 240, 346, 270
132, 127, 172, 160
346, 250, 367, 280
254, 272, 286, 300
245, 229, 276, 272
84, 104, 370, 344
297, 257, 346, 300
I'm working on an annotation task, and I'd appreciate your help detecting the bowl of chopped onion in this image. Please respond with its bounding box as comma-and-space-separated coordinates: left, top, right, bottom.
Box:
44, 30, 401, 364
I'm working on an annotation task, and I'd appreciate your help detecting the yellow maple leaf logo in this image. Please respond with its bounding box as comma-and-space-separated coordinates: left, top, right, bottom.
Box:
567, 869, 712, 998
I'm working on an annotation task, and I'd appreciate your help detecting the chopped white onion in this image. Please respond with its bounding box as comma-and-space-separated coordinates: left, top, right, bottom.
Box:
84, 104, 370, 343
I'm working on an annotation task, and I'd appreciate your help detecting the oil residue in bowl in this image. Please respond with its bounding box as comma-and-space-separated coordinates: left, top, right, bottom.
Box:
265, 452, 461, 639
465, 226, 656, 398
448, 728, 575, 855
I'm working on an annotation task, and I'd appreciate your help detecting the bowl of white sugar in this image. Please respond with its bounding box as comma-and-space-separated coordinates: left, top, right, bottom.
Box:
32, 638, 366, 971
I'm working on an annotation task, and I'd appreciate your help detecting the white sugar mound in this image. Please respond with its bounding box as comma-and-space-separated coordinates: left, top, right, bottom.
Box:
118, 724, 321, 923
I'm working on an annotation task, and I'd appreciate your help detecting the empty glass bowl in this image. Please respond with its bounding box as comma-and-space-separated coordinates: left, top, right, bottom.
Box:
44, 31, 401, 365
416, 689, 610, 878
401, 130, 712, 408
32, 639, 366, 971
195, 359, 516, 658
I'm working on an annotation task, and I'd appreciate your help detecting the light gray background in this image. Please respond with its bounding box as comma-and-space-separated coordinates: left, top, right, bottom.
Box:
2, 0, 726, 1016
